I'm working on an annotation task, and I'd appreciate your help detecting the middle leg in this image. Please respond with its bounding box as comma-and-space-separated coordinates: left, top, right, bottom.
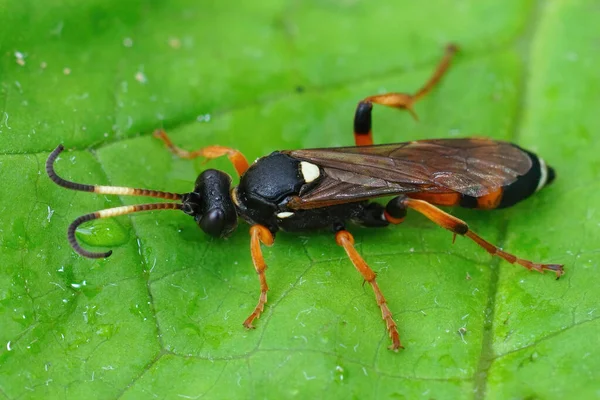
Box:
335, 229, 402, 351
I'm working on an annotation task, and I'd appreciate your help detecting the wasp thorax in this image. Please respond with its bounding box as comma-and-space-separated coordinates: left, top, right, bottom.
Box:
182, 169, 238, 238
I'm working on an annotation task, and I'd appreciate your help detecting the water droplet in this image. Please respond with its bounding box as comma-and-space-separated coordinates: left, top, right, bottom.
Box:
333, 364, 346, 383
76, 219, 128, 248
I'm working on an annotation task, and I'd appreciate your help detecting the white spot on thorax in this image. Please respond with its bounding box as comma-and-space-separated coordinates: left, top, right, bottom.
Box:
300, 161, 320, 183
277, 211, 294, 219
535, 157, 548, 192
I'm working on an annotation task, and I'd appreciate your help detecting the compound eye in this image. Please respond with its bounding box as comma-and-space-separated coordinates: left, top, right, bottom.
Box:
200, 208, 226, 238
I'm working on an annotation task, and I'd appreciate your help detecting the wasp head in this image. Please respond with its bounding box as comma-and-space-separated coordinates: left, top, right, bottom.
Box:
182, 169, 238, 238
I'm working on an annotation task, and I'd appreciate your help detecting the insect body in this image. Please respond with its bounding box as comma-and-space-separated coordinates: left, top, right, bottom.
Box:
46, 45, 563, 351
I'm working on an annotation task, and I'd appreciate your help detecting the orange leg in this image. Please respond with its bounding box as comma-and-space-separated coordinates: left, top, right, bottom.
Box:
353, 44, 458, 146
403, 197, 564, 278
243, 225, 275, 329
153, 129, 249, 176
335, 230, 402, 351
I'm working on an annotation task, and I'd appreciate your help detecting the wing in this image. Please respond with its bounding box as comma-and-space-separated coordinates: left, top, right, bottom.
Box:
284, 138, 533, 209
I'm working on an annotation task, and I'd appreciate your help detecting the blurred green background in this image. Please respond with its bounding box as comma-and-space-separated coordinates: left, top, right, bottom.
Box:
1, 0, 599, 398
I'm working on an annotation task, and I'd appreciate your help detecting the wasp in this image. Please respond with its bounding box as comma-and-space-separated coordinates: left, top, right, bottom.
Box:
46, 45, 563, 351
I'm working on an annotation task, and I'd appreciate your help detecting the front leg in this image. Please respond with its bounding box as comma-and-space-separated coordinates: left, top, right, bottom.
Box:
154, 129, 250, 176
243, 225, 275, 329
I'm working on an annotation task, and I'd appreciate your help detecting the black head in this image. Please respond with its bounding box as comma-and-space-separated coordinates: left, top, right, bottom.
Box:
182, 169, 238, 238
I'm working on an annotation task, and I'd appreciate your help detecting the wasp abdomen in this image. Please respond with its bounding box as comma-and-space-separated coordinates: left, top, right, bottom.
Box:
494, 149, 555, 209
406, 147, 555, 210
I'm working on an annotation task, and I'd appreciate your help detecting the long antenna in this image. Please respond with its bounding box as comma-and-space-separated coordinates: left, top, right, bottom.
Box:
47, 145, 182, 200
47, 145, 185, 258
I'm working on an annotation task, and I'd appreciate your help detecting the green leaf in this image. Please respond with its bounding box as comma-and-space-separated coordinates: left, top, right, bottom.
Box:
1, 0, 598, 398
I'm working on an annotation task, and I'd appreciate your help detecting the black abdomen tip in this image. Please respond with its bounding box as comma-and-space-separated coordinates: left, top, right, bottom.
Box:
547, 166, 556, 185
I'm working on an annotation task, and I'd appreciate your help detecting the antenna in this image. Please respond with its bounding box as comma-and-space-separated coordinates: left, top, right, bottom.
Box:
47, 145, 185, 258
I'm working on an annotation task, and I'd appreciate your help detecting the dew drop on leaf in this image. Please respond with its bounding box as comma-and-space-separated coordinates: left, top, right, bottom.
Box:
76, 219, 129, 248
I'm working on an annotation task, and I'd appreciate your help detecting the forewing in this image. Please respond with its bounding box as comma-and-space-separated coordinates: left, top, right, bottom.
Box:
285, 138, 532, 208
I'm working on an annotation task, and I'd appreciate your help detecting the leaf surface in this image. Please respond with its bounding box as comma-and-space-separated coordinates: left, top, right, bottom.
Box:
1, 1, 598, 399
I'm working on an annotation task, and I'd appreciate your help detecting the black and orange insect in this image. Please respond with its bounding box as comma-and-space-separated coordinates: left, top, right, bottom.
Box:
46, 45, 563, 351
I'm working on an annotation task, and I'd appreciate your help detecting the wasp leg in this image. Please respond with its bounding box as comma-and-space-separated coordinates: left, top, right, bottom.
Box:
153, 129, 249, 176
384, 196, 408, 224
352, 200, 407, 228
335, 229, 402, 351
402, 197, 564, 278
353, 44, 458, 146
243, 225, 275, 329
352, 203, 390, 228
